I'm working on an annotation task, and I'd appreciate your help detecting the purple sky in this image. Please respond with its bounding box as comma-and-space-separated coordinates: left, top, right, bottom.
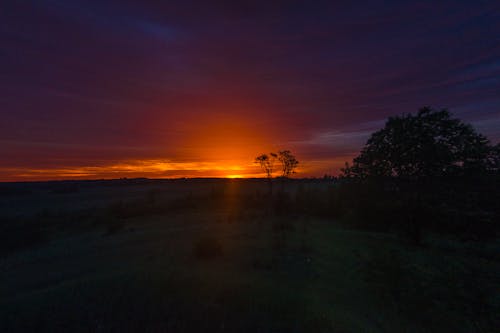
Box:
1, 1, 500, 180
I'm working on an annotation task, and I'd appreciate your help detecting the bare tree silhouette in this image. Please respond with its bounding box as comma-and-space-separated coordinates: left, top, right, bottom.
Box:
278, 150, 299, 178
255, 153, 277, 194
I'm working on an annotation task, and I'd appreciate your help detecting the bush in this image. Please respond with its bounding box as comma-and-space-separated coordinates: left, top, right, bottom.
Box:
193, 236, 223, 260
273, 191, 293, 215
0, 219, 47, 255
103, 218, 125, 236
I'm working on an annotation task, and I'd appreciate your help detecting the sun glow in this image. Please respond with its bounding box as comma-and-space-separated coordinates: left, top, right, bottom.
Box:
0, 112, 347, 181
0, 159, 265, 181
0, 155, 352, 181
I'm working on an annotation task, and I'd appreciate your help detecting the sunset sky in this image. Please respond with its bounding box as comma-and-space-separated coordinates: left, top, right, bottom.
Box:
1, 1, 500, 181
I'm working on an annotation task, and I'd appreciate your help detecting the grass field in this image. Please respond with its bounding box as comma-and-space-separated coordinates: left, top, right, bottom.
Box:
1, 179, 499, 332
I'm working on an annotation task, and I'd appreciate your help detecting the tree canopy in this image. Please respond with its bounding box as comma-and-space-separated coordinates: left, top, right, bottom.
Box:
255, 153, 277, 179
255, 150, 299, 179
277, 150, 299, 178
342, 107, 492, 179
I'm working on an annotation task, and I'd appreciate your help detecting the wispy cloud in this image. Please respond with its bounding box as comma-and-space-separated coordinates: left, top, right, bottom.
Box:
0, 159, 262, 181
293, 120, 384, 149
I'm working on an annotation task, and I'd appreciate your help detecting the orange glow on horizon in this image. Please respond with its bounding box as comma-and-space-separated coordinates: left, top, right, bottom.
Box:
0, 155, 353, 182
226, 174, 243, 179
0, 113, 355, 181
0, 159, 264, 181
177, 112, 275, 161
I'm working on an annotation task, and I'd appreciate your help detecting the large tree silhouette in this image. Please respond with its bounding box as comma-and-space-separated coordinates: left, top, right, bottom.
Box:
342, 107, 491, 179
487, 143, 500, 174
341, 107, 495, 245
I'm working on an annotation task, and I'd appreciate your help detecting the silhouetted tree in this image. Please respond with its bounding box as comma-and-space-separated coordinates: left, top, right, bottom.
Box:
341, 107, 494, 245
342, 107, 491, 179
277, 150, 299, 178
255, 153, 277, 194
486, 143, 500, 174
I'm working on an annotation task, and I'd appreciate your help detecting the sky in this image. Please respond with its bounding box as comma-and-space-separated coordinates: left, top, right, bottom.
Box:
1, 0, 500, 181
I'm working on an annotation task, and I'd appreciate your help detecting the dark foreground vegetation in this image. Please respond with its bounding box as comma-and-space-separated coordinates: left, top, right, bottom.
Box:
339, 107, 500, 245
0, 176, 499, 333
1, 108, 499, 332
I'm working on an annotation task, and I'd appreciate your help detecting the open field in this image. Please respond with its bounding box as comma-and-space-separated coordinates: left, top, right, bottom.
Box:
1, 179, 499, 332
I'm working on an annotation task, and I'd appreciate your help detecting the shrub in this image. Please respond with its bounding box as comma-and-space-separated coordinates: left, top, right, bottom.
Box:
103, 218, 125, 236
50, 183, 79, 194
273, 191, 293, 215
193, 236, 223, 260
0, 219, 47, 255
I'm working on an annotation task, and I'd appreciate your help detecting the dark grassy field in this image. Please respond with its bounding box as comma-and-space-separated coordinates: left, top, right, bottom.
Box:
1, 179, 499, 332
